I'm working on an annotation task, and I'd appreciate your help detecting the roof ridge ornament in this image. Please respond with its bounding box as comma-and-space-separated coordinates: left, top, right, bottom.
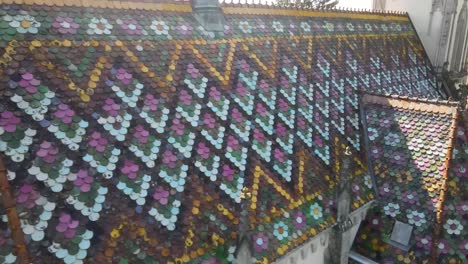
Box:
192, 0, 226, 32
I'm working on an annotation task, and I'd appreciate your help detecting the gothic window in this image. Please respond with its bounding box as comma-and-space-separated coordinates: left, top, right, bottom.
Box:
451, 1, 468, 71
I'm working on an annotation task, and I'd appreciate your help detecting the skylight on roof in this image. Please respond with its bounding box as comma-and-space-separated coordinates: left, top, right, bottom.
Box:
388, 220, 413, 251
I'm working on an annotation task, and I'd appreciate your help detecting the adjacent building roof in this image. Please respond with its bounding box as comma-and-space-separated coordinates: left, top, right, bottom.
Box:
354, 94, 467, 264
0, 0, 446, 263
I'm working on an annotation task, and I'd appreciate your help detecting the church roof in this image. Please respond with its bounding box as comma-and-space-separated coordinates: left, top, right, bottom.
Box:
0, 1, 448, 263
355, 94, 467, 263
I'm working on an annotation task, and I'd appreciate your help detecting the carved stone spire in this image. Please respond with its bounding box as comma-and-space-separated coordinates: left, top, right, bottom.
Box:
373, 0, 387, 10
325, 147, 353, 264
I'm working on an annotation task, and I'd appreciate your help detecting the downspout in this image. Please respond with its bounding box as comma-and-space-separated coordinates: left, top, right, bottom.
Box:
428, 107, 459, 264
0, 154, 30, 263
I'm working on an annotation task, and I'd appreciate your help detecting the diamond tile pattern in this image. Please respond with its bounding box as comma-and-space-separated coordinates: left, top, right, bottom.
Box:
0, 2, 444, 263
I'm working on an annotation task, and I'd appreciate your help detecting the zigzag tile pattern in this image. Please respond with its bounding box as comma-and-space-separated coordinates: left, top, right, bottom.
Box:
0, 2, 441, 263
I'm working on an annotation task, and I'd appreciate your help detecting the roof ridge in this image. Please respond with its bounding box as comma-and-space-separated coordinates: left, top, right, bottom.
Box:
361, 92, 459, 106
361, 93, 459, 115
0, 0, 408, 16
0, 0, 192, 11
220, 1, 408, 16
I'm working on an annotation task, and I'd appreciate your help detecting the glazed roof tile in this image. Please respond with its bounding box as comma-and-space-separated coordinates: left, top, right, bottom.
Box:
0, 1, 446, 263
355, 94, 466, 263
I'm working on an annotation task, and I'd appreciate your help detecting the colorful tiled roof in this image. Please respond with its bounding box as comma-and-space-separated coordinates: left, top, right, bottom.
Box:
0, 1, 443, 263
354, 94, 466, 264
0, 215, 17, 264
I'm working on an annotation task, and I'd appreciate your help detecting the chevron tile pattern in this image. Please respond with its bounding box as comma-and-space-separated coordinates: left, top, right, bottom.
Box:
0, 2, 442, 263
